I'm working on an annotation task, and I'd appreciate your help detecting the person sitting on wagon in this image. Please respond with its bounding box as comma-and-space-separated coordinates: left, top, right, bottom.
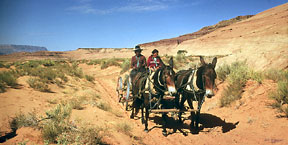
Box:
147, 49, 163, 72
145, 49, 164, 94
130, 45, 147, 82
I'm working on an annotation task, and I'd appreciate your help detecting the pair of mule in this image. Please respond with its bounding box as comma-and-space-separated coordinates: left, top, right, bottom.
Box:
130, 56, 217, 136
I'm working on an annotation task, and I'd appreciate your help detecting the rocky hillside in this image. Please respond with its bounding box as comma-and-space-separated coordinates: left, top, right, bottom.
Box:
141, 3, 288, 70
171, 3, 288, 70
140, 15, 254, 49
0, 45, 47, 55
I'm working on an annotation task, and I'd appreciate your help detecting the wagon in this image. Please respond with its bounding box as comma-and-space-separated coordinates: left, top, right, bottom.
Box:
116, 75, 134, 111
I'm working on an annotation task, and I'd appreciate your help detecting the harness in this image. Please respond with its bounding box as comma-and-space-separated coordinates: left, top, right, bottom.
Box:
178, 68, 206, 111
146, 69, 173, 111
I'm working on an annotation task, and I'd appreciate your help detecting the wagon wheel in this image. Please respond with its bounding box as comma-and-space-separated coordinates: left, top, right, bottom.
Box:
125, 77, 131, 111
117, 76, 123, 103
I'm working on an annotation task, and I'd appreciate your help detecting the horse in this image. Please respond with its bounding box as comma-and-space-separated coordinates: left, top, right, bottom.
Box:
175, 56, 217, 131
130, 57, 177, 136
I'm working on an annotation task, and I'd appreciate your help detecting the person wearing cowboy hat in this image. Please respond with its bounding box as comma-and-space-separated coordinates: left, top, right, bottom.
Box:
130, 45, 147, 81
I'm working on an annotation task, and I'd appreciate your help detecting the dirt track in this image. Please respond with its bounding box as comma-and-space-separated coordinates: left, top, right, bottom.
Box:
0, 64, 287, 145
76, 65, 288, 145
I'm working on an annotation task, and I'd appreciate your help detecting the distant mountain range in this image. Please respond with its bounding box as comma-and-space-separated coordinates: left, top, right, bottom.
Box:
0, 45, 48, 55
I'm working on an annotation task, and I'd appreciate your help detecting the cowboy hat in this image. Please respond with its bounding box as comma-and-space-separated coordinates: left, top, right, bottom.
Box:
133, 45, 143, 51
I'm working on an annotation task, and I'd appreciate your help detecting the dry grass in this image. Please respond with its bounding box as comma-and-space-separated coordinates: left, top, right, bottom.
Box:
269, 70, 288, 117
115, 121, 132, 136
218, 61, 264, 107
27, 77, 50, 92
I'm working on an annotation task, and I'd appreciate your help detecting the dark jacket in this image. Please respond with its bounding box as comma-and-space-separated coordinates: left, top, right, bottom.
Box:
131, 54, 146, 70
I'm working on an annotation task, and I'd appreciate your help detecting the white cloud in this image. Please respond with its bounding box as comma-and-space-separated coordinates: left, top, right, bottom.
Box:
67, 0, 177, 14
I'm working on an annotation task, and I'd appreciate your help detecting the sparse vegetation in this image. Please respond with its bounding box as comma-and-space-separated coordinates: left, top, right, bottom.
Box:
9, 104, 106, 144
0, 61, 10, 68
115, 121, 132, 136
264, 69, 287, 82
41, 104, 72, 143
120, 58, 131, 74
0, 71, 18, 92
96, 101, 112, 111
85, 74, 95, 82
68, 96, 87, 110
218, 61, 264, 107
100, 58, 121, 69
9, 112, 39, 132
27, 78, 50, 92
269, 70, 288, 117
216, 64, 231, 82
57, 124, 105, 145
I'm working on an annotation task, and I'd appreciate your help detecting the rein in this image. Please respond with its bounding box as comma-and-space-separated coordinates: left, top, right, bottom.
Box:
148, 69, 167, 94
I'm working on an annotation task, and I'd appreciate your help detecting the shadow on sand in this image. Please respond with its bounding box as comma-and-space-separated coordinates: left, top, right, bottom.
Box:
147, 113, 239, 136
0, 130, 17, 143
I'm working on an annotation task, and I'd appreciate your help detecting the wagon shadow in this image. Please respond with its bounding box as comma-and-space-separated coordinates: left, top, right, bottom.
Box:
148, 113, 239, 136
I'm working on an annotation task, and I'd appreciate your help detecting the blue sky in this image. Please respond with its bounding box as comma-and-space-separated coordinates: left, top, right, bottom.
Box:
0, 0, 287, 51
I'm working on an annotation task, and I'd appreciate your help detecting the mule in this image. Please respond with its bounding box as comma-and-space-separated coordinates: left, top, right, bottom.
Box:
175, 56, 217, 131
130, 57, 177, 136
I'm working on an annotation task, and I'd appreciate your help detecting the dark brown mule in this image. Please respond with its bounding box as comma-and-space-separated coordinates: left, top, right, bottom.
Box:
175, 56, 217, 131
130, 57, 177, 136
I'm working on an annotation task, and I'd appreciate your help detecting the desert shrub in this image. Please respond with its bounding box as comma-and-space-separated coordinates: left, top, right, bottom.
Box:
220, 83, 243, 107
42, 59, 55, 67
85, 74, 95, 82
100, 58, 121, 69
264, 69, 287, 82
96, 101, 111, 111
115, 121, 132, 136
0, 81, 5, 93
57, 124, 104, 145
68, 96, 87, 110
87, 59, 102, 65
27, 78, 50, 92
248, 70, 263, 84
120, 59, 131, 74
269, 71, 288, 117
175, 53, 186, 64
219, 61, 250, 107
216, 64, 231, 82
0, 71, 18, 92
177, 50, 188, 55
9, 112, 39, 131
0, 61, 10, 68
41, 104, 72, 143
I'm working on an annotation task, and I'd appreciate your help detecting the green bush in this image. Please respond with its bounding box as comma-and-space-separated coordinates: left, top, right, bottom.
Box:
219, 61, 253, 107
27, 78, 50, 92
120, 59, 131, 74
68, 96, 87, 110
0, 61, 10, 68
9, 112, 39, 131
57, 125, 104, 145
249, 70, 263, 84
42, 60, 55, 67
115, 121, 132, 136
220, 83, 243, 107
265, 69, 287, 82
0, 71, 18, 92
42, 104, 72, 143
87, 59, 102, 65
216, 64, 231, 82
85, 75, 95, 82
269, 71, 288, 117
100, 58, 121, 69
97, 101, 111, 111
